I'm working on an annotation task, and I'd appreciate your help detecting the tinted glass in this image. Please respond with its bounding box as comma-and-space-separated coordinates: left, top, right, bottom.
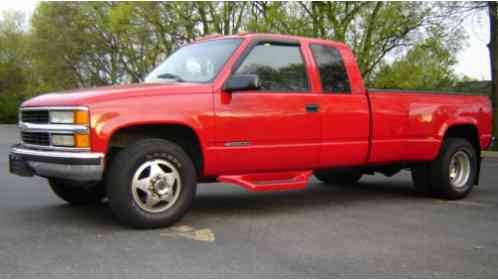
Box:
310, 44, 351, 93
145, 39, 242, 83
235, 43, 308, 92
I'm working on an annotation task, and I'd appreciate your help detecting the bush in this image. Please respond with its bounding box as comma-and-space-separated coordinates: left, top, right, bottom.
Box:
0, 94, 23, 123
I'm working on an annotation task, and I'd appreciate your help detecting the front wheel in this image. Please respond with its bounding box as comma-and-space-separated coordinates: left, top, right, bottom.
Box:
106, 139, 197, 229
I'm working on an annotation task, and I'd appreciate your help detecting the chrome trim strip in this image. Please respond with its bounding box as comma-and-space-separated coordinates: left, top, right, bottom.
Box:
12, 147, 104, 161
20, 143, 90, 152
19, 122, 89, 133
224, 141, 252, 147
11, 146, 104, 181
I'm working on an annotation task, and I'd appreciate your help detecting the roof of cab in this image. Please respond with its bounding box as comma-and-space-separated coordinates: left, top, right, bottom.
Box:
195, 32, 348, 48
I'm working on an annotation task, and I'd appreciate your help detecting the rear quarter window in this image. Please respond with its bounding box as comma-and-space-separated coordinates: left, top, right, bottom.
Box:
310, 44, 351, 94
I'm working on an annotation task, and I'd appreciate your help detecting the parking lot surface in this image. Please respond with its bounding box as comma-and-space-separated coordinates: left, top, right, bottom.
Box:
1, 124, 498, 277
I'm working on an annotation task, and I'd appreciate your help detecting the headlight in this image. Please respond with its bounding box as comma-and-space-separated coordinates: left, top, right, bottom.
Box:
49, 110, 89, 125
48, 109, 90, 148
49, 111, 74, 124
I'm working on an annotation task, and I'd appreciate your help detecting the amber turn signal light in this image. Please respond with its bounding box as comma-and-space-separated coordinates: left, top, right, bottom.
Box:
74, 133, 90, 148
74, 110, 89, 125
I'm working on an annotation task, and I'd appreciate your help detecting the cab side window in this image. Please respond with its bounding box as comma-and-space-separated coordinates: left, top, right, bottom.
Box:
235, 43, 309, 92
310, 44, 351, 94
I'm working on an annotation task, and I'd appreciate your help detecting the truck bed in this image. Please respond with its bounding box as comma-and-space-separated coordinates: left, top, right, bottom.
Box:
366, 89, 493, 164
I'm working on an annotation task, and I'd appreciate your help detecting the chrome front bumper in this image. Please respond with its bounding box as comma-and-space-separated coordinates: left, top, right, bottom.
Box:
9, 145, 104, 181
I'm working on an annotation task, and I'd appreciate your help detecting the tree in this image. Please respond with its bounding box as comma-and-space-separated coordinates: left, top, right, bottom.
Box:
29, 2, 250, 89
372, 37, 460, 90
247, 2, 465, 83
30, 3, 95, 90
0, 11, 35, 123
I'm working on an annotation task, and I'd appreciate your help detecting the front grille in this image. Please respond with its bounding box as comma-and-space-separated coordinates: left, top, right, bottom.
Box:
21, 110, 49, 124
21, 132, 50, 146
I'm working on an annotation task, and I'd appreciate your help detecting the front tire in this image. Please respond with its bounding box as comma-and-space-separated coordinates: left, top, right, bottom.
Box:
106, 139, 197, 229
48, 178, 105, 205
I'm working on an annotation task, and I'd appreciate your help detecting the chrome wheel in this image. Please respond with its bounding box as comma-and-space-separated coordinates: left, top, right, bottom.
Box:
449, 151, 471, 189
131, 159, 182, 213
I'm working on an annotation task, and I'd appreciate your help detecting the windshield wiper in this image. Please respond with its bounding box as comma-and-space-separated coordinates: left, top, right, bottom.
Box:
156, 73, 184, 82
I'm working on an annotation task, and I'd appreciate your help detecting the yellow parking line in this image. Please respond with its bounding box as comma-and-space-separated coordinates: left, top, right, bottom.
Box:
160, 225, 215, 242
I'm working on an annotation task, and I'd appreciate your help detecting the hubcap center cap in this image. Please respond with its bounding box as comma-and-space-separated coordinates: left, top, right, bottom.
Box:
151, 175, 170, 195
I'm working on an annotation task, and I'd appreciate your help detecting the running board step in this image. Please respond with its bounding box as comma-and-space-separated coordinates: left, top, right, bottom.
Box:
218, 171, 313, 192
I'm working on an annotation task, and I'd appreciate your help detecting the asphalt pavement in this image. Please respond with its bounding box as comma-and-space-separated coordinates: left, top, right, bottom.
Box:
1, 124, 498, 277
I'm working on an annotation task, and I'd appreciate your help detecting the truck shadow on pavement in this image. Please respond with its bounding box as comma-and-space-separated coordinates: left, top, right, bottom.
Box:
21, 176, 423, 229
19, 202, 120, 229
191, 178, 420, 216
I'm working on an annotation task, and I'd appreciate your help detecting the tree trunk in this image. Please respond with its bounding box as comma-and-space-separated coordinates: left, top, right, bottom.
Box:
489, 1, 498, 148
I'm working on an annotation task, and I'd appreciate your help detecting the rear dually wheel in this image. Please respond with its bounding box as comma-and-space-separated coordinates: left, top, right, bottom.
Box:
411, 137, 477, 199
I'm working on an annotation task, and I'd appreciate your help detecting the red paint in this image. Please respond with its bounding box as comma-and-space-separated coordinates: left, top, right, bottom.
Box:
22, 33, 493, 190
218, 171, 312, 192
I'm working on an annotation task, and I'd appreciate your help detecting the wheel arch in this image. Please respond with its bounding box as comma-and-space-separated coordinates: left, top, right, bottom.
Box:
442, 123, 480, 154
106, 122, 205, 176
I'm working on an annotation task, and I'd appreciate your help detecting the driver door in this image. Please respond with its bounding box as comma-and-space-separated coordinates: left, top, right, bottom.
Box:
213, 40, 321, 174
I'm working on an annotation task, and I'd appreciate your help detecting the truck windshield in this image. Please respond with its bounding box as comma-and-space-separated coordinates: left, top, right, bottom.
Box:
145, 39, 242, 84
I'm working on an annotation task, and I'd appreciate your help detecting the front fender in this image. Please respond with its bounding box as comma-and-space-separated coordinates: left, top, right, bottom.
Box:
87, 93, 214, 155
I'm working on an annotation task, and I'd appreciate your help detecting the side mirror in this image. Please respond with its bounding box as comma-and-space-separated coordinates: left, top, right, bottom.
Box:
223, 74, 260, 92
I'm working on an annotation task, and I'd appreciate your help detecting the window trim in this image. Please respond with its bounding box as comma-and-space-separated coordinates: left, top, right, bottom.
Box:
230, 38, 312, 93
309, 43, 352, 94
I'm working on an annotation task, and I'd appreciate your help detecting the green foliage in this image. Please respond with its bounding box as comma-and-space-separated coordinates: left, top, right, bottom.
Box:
30, 3, 89, 91
0, 11, 35, 123
308, 2, 435, 81
372, 37, 460, 90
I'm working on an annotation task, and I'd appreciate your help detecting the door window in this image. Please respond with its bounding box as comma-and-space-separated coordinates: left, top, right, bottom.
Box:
235, 43, 309, 92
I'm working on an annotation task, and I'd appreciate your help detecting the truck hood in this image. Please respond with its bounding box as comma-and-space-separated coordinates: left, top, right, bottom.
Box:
21, 83, 212, 107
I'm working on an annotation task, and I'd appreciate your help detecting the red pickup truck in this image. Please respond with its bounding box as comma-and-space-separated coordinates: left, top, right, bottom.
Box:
9, 33, 494, 228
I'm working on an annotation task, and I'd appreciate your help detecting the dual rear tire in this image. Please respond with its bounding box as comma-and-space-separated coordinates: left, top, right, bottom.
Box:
411, 137, 478, 199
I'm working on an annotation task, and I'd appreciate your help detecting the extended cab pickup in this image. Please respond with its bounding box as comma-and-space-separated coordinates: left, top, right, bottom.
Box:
9, 33, 494, 228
